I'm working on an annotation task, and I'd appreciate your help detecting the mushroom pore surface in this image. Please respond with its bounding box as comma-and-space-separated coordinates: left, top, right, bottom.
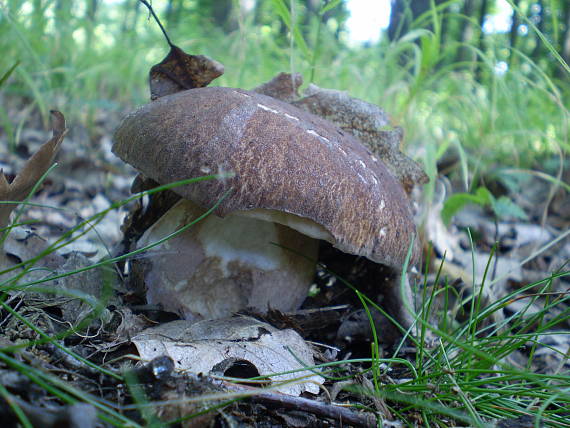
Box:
135, 199, 319, 320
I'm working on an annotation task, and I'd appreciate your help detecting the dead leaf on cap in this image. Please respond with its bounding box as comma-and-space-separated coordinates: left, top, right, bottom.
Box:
293, 83, 428, 193
149, 45, 224, 100
132, 316, 324, 396
253, 72, 303, 103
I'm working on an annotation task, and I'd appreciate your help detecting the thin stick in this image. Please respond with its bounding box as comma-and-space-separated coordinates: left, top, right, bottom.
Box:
138, 0, 174, 47
250, 391, 377, 427
223, 382, 377, 427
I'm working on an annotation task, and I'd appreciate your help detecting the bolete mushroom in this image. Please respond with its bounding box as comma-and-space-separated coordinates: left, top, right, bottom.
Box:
113, 87, 419, 323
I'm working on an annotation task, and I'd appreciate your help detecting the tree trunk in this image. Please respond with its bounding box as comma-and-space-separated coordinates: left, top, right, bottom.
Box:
530, 0, 545, 62
32, 0, 47, 36
55, 0, 72, 36
508, 0, 521, 66
84, 0, 98, 49
475, 0, 488, 81
559, 0, 570, 77
197, 0, 237, 32
121, 0, 141, 37
388, 0, 432, 41
456, 0, 479, 64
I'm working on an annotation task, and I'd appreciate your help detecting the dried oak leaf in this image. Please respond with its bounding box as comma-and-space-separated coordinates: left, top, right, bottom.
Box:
149, 45, 224, 100
253, 72, 303, 103
294, 84, 428, 193
133, 316, 324, 396
0, 110, 66, 232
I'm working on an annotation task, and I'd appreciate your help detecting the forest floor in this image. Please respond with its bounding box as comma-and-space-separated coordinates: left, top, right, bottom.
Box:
0, 86, 569, 427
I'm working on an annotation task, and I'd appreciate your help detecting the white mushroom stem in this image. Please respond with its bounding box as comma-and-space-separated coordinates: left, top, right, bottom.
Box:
133, 200, 321, 320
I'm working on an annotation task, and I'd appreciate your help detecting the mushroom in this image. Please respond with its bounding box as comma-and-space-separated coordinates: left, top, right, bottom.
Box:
113, 87, 419, 323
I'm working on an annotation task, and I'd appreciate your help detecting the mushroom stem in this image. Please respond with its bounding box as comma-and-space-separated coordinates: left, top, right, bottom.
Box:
132, 200, 319, 320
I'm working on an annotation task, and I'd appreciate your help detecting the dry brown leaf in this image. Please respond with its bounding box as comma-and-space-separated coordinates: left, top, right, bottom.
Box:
149, 45, 224, 100
0, 110, 67, 232
253, 72, 303, 103
133, 316, 324, 396
293, 83, 428, 193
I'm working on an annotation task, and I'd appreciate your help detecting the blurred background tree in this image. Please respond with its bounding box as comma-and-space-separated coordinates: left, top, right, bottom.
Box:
2, 0, 568, 88
0, 0, 568, 176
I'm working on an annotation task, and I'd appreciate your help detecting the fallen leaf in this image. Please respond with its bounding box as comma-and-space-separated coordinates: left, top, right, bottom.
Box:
132, 316, 324, 396
3, 227, 64, 271
1, 110, 66, 272
0, 110, 66, 232
50, 252, 114, 327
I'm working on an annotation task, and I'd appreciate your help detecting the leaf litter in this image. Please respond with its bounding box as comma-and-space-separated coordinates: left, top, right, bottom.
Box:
0, 35, 569, 428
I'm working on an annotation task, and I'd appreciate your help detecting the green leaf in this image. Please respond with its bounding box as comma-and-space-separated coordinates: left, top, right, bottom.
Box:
269, 0, 312, 60
420, 33, 440, 73
455, 142, 469, 192
398, 28, 432, 44
474, 187, 494, 206
320, 0, 342, 14
442, 193, 486, 225
491, 197, 528, 221
0, 61, 19, 88
495, 171, 524, 195
434, 138, 451, 161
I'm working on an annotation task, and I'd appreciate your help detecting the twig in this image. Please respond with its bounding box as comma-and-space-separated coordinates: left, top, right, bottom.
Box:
251, 391, 377, 427
138, 0, 174, 47
224, 382, 377, 427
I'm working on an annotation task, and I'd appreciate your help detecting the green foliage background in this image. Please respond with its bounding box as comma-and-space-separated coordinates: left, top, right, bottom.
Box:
1, 2, 569, 426
0, 0, 569, 186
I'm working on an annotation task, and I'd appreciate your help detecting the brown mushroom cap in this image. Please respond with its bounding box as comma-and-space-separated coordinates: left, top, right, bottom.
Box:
113, 87, 418, 269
